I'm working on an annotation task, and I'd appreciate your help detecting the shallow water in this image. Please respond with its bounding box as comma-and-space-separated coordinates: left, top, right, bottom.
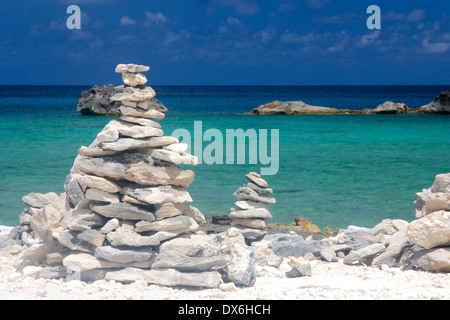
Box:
0, 85, 449, 229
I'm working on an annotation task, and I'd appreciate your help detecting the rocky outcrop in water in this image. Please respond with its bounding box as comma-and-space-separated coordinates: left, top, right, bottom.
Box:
418, 91, 450, 114
247, 96, 449, 115
77, 85, 122, 116
246, 101, 356, 115
362, 101, 413, 114
77, 84, 167, 116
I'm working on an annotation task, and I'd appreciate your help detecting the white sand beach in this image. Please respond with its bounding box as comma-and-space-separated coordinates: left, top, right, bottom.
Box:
1, 249, 448, 300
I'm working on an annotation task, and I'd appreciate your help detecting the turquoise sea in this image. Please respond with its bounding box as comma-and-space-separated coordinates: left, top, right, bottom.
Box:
0, 85, 449, 230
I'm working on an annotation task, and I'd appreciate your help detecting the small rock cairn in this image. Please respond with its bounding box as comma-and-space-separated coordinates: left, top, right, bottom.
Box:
15, 63, 244, 287
230, 172, 276, 232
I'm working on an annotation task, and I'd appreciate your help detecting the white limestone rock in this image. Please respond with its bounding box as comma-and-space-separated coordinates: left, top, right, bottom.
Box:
95, 246, 155, 263
245, 172, 268, 188
90, 202, 155, 221
121, 186, 193, 205
150, 149, 198, 166
135, 215, 198, 233
75, 174, 122, 194
105, 119, 164, 139
85, 188, 120, 203
407, 210, 450, 249
62, 252, 153, 272
122, 72, 147, 87
100, 136, 178, 152
229, 208, 273, 220
119, 106, 165, 119
105, 268, 222, 288
115, 64, 150, 73
111, 86, 156, 102
231, 218, 267, 229
100, 218, 120, 234
152, 233, 227, 272
120, 115, 161, 128
96, 128, 119, 143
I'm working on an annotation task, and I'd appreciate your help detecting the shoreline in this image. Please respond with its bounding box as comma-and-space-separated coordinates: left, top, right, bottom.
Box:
1, 219, 449, 300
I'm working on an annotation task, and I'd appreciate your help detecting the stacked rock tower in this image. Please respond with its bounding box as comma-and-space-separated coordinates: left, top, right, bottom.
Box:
229, 172, 276, 231
15, 63, 239, 286
61, 63, 215, 282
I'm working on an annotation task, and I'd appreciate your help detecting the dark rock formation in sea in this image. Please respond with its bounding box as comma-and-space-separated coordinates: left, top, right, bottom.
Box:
418, 91, 450, 114
77, 84, 168, 116
77, 85, 122, 116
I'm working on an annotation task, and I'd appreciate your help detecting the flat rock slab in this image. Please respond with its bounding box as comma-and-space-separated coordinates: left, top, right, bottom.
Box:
234, 187, 276, 204
150, 149, 198, 166
62, 253, 153, 272
115, 64, 150, 73
246, 172, 269, 188
106, 227, 181, 247
95, 246, 155, 263
105, 268, 223, 288
90, 202, 156, 221
232, 218, 267, 229
120, 106, 165, 119
85, 188, 120, 203
343, 243, 387, 265
111, 86, 156, 102
22, 192, 59, 209
105, 119, 164, 139
75, 174, 122, 194
135, 215, 198, 233
100, 136, 178, 152
120, 115, 162, 128
229, 208, 273, 220
121, 186, 193, 205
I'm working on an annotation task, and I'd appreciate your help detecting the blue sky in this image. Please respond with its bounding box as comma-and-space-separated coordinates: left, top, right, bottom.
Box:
0, 0, 449, 85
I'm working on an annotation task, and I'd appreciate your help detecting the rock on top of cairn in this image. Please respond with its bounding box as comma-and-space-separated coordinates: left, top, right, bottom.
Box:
115, 63, 149, 88
115, 63, 150, 73
245, 172, 269, 188
111, 63, 155, 100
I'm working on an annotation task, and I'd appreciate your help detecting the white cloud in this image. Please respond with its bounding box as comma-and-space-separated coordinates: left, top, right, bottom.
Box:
226, 16, 241, 26
422, 39, 450, 53
213, 0, 260, 15
357, 30, 380, 47
407, 9, 425, 22
145, 11, 167, 24
217, 16, 242, 34
312, 12, 362, 25
301, 0, 330, 10
120, 16, 136, 26
385, 9, 425, 22
256, 26, 277, 44
278, 2, 297, 13
280, 32, 316, 44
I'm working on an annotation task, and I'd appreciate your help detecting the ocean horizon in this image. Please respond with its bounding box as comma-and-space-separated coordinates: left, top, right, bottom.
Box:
1, 85, 449, 230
